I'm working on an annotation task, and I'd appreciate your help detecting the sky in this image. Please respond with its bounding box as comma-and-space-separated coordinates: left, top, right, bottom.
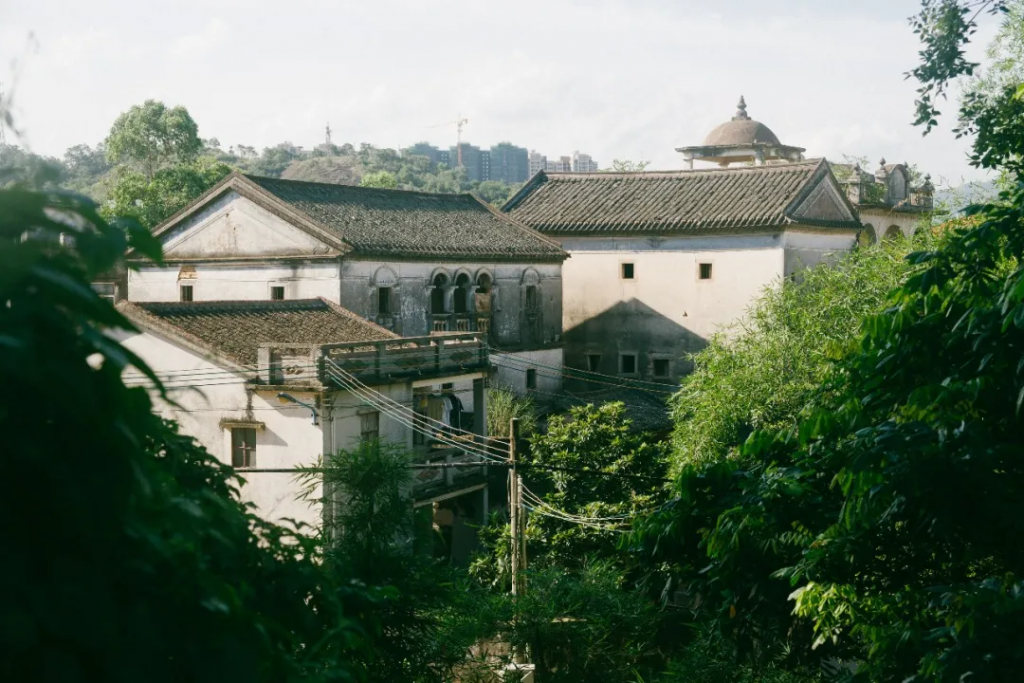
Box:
0, 0, 1002, 186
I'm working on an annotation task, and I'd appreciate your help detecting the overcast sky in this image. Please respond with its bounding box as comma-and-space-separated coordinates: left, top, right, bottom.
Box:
1, 0, 1000, 185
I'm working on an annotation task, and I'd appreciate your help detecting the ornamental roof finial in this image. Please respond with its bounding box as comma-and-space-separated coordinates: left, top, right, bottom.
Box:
733, 96, 749, 121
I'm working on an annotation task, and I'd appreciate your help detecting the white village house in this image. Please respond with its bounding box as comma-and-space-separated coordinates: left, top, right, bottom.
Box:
116, 173, 568, 560
503, 98, 934, 389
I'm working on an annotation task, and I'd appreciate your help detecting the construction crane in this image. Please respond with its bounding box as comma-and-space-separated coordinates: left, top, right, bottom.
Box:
426, 115, 469, 167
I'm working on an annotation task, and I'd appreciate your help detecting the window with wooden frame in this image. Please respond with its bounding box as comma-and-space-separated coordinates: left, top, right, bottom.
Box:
620, 353, 637, 375
526, 369, 537, 390
621, 262, 635, 279
587, 354, 601, 372
271, 286, 285, 301
653, 358, 671, 378
360, 411, 380, 441
180, 284, 194, 302
231, 428, 256, 468
699, 263, 713, 280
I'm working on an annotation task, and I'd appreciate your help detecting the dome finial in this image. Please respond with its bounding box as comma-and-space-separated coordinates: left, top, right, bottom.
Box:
733, 96, 749, 121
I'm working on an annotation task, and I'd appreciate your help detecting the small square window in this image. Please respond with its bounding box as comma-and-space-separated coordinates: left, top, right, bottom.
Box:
587, 354, 601, 372
378, 287, 392, 315
653, 358, 670, 378
526, 369, 537, 390
621, 263, 635, 279
271, 286, 285, 301
699, 263, 713, 280
180, 284, 194, 302
620, 354, 636, 375
231, 428, 256, 468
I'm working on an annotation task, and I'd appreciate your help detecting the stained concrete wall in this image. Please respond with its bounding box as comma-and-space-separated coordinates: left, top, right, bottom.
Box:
339, 260, 563, 348
858, 208, 925, 241
491, 348, 564, 397
782, 229, 859, 276
557, 230, 857, 386
557, 234, 785, 385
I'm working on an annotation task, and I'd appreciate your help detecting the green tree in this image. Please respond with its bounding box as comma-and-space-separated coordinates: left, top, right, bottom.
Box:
105, 100, 202, 180
670, 235, 933, 469
609, 159, 651, 172
0, 186, 371, 681
105, 156, 232, 229
302, 440, 492, 682
359, 170, 398, 189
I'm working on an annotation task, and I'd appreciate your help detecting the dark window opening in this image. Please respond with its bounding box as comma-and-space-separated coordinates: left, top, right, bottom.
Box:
378, 287, 392, 315
587, 354, 601, 372
699, 263, 713, 280
454, 274, 471, 314
620, 354, 637, 375
180, 285, 194, 302
653, 358, 670, 378
360, 412, 380, 441
526, 369, 537, 390
431, 274, 448, 314
231, 428, 256, 468
621, 262, 635, 279
271, 286, 285, 301
525, 285, 539, 311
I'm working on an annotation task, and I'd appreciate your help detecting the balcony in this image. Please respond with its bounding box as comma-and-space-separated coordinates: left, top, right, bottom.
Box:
319, 332, 488, 387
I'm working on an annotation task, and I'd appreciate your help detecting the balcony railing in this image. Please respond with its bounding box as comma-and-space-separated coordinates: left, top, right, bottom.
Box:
319, 332, 488, 386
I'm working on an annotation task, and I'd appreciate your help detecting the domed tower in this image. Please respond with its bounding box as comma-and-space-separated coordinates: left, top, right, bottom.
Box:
676, 97, 805, 168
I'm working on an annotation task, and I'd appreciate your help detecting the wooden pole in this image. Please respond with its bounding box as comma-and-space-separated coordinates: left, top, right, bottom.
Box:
509, 417, 520, 598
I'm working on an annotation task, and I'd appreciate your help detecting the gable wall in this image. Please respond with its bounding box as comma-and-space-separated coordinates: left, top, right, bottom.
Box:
160, 190, 335, 259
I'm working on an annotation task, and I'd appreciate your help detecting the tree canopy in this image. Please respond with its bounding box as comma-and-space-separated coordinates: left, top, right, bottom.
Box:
105, 100, 202, 180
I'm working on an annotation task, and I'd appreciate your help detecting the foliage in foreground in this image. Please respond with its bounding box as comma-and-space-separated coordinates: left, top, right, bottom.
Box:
670, 235, 934, 470
0, 187, 371, 681
302, 439, 498, 682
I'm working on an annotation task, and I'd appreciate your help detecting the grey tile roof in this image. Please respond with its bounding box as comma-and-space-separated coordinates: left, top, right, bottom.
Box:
553, 388, 672, 434
243, 175, 566, 261
503, 159, 857, 235
118, 298, 396, 367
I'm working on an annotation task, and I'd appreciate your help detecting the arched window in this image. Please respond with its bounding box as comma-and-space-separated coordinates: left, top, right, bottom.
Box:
883, 225, 901, 241
475, 272, 493, 313
858, 223, 876, 247
430, 273, 448, 314
454, 273, 471, 314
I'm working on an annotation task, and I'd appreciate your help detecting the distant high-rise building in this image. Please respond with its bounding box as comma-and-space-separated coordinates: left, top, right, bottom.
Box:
546, 156, 572, 173
572, 151, 600, 173
450, 143, 487, 182
528, 150, 547, 177
489, 143, 530, 183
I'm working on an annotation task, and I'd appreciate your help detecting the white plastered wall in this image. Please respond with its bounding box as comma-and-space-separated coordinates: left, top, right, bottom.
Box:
129, 261, 340, 303
114, 327, 326, 528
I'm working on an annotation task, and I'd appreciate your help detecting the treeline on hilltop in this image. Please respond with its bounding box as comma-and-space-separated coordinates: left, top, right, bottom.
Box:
0, 101, 522, 229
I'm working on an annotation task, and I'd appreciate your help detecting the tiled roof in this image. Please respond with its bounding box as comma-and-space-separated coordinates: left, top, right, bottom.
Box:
503, 159, 857, 235
243, 175, 566, 261
553, 388, 672, 434
118, 298, 396, 367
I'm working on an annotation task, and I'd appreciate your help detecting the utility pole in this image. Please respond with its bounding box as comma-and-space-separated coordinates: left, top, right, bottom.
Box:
509, 417, 527, 666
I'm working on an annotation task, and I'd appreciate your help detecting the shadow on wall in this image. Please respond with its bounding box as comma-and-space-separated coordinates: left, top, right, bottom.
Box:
563, 298, 707, 391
